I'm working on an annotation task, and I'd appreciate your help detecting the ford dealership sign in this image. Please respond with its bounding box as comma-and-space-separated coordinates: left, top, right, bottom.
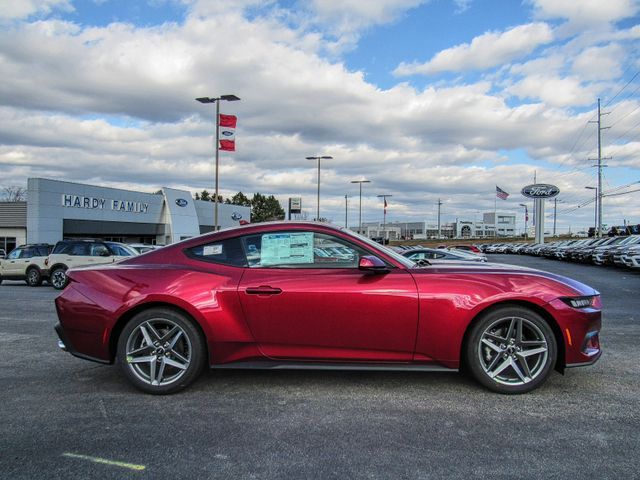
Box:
231, 212, 243, 221
521, 184, 560, 199
175, 198, 188, 207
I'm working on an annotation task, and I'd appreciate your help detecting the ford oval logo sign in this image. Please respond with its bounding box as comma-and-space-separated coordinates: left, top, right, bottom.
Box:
521, 184, 560, 199
221, 131, 234, 137
175, 198, 188, 207
231, 212, 242, 221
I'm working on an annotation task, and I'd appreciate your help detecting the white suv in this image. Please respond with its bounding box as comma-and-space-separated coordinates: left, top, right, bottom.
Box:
45, 240, 138, 290
0, 244, 53, 286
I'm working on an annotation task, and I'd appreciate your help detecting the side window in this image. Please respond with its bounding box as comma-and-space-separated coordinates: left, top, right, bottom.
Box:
70, 243, 90, 256
8, 248, 21, 260
242, 231, 368, 269
107, 244, 132, 256
20, 247, 34, 259
53, 242, 69, 254
187, 237, 246, 267
91, 244, 110, 256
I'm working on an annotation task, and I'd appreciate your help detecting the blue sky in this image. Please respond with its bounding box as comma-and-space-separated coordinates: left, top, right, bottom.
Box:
0, 0, 639, 232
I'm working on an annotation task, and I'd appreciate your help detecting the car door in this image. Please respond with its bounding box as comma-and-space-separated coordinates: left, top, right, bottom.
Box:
237, 230, 419, 362
1, 248, 23, 276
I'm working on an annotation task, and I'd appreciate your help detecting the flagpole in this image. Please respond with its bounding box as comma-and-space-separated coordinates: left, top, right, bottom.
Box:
494, 194, 497, 238
196, 94, 240, 233
214, 99, 220, 231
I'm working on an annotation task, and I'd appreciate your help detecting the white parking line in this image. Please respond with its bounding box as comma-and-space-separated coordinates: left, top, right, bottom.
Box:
62, 452, 145, 471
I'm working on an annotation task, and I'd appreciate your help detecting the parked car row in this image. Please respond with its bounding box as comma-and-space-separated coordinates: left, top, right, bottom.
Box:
393, 245, 488, 263
0, 239, 144, 288
481, 235, 640, 269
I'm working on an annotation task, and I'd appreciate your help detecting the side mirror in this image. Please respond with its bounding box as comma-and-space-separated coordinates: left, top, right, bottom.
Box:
358, 255, 389, 273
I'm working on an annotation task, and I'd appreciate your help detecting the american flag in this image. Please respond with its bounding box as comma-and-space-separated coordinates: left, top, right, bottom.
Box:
496, 186, 509, 200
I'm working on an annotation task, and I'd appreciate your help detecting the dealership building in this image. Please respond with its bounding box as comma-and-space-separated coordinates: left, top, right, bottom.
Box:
0, 178, 250, 252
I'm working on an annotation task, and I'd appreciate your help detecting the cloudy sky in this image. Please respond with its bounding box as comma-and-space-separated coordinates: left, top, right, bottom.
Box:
1, 0, 639, 233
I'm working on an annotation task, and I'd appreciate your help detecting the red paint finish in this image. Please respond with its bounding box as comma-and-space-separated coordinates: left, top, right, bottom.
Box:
238, 268, 418, 360
55, 221, 601, 376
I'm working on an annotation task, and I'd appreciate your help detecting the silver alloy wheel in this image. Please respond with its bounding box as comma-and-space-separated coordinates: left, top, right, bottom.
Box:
478, 316, 548, 386
27, 269, 40, 286
51, 269, 67, 289
125, 318, 192, 387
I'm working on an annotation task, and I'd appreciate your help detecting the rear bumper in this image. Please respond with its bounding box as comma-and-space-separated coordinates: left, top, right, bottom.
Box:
54, 322, 110, 364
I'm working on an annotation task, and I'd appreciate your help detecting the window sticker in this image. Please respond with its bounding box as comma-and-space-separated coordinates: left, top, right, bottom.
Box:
203, 244, 223, 256
260, 232, 314, 265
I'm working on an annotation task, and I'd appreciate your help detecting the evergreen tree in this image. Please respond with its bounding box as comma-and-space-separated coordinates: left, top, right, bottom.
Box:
250, 193, 285, 222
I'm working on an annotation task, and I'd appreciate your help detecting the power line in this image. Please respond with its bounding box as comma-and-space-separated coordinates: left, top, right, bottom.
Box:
604, 70, 640, 108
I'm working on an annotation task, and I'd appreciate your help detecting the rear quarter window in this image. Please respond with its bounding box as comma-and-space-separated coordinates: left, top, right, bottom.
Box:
186, 237, 246, 267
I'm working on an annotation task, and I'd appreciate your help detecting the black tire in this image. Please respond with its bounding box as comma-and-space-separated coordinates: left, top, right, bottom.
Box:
465, 306, 557, 394
50, 267, 68, 290
117, 308, 206, 394
26, 268, 42, 287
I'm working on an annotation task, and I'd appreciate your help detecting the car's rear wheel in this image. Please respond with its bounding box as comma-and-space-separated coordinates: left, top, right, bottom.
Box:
26, 268, 42, 287
117, 308, 206, 394
466, 306, 557, 394
50, 267, 68, 290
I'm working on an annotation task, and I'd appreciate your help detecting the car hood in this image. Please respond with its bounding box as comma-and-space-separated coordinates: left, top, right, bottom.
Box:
410, 261, 599, 297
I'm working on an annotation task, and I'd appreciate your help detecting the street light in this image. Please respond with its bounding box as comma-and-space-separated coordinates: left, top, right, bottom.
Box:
519, 203, 528, 238
196, 94, 241, 231
306, 156, 332, 221
585, 187, 598, 236
350, 179, 371, 234
344, 194, 349, 229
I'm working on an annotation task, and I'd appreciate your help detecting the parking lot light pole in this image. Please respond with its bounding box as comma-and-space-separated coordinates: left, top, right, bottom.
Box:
585, 187, 598, 236
351, 179, 370, 234
306, 156, 333, 221
196, 94, 241, 231
519, 203, 528, 238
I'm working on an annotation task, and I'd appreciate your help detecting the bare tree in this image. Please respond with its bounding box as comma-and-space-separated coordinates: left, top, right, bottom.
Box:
2, 186, 26, 202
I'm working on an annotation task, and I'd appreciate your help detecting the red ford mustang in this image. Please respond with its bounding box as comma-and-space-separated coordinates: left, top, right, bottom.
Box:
54, 222, 601, 394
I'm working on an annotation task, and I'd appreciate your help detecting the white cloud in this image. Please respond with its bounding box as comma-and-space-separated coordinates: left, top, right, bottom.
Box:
572, 44, 625, 81
530, 0, 639, 26
394, 23, 554, 76
507, 74, 597, 108
307, 0, 427, 29
0, 0, 72, 20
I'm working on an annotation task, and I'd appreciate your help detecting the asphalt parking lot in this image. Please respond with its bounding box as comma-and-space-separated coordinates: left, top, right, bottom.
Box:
1, 255, 639, 479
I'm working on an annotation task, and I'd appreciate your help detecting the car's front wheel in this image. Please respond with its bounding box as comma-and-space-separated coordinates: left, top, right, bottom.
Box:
117, 308, 206, 394
26, 268, 42, 287
466, 306, 557, 394
50, 267, 68, 290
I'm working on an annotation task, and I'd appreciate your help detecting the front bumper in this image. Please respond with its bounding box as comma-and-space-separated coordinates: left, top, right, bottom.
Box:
545, 298, 602, 368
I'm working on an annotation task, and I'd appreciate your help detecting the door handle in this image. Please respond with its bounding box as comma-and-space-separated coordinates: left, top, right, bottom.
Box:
245, 286, 282, 295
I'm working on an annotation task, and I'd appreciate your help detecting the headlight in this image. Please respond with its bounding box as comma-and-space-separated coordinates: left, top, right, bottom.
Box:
560, 296, 596, 309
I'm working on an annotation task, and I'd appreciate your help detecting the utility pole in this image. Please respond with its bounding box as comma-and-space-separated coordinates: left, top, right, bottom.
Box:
437, 199, 443, 239
589, 98, 610, 237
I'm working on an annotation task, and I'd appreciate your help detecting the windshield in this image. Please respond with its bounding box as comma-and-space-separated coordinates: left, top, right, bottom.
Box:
341, 228, 416, 268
